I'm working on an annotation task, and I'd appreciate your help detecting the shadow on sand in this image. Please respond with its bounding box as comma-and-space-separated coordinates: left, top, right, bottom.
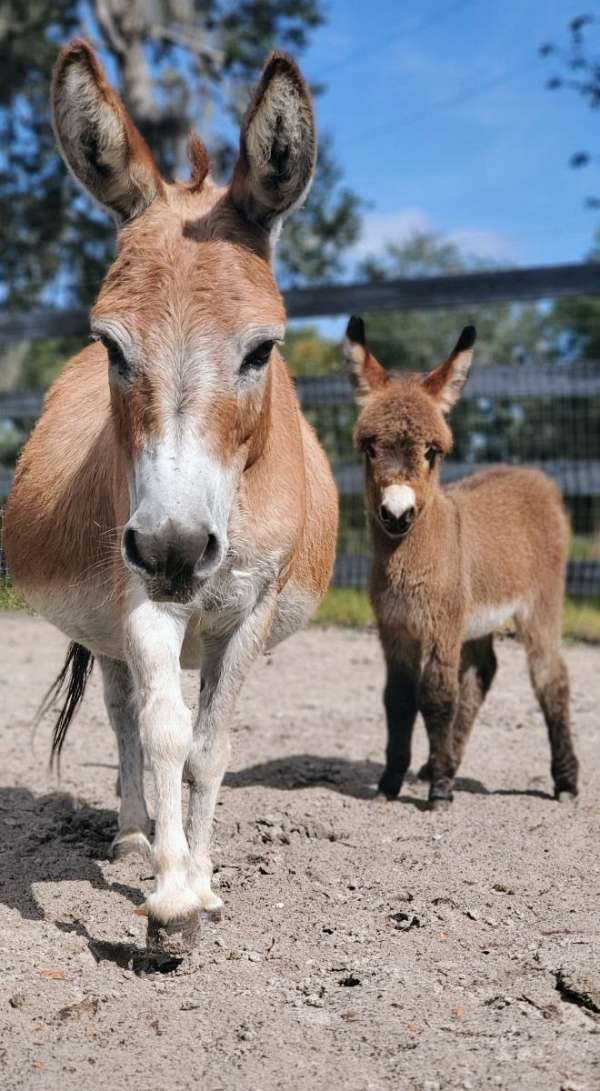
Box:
0, 786, 178, 973
224, 753, 553, 804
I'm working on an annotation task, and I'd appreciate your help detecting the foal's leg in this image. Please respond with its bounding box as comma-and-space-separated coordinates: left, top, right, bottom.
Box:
517, 603, 578, 801
185, 598, 275, 915
378, 645, 420, 800
419, 646, 460, 810
452, 636, 497, 771
98, 655, 151, 860
125, 598, 198, 942
418, 636, 497, 781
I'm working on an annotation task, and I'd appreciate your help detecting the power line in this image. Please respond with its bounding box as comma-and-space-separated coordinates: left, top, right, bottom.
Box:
325, 0, 476, 76
342, 62, 524, 147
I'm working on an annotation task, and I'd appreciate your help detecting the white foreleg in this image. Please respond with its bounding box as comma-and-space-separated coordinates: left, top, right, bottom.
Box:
98, 655, 151, 860
125, 596, 197, 927
185, 593, 276, 914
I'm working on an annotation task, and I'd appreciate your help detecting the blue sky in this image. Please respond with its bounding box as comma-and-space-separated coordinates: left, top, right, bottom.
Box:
299, 0, 600, 268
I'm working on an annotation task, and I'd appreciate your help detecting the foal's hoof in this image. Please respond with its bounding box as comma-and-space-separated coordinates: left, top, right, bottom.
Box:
110, 830, 152, 862
146, 910, 201, 955
555, 789, 578, 804
429, 798, 451, 813
377, 771, 401, 801
417, 761, 432, 782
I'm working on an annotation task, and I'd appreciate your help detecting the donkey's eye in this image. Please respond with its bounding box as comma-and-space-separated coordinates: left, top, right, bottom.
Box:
425, 446, 439, 468
97, 334, 129, 379
363, 440, 377, 461
240, 340, 274, 374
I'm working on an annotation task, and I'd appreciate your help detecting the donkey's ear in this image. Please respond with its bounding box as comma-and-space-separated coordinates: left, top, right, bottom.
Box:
422, 326, 476, 413
230, 51, 316, 236
343, 316, 390, 401
52, 39, 162, 223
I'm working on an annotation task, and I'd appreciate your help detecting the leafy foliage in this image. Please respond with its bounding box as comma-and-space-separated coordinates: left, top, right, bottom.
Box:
539, 14, 600, 207
0, 0, 361, 308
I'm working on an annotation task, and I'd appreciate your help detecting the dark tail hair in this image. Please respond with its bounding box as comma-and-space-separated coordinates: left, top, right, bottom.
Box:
37, 642, 95, 767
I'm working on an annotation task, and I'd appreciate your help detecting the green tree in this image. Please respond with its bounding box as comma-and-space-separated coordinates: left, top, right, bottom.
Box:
358, 232, 554, 369
0, 0, 362, 310
553, 228, 600, 360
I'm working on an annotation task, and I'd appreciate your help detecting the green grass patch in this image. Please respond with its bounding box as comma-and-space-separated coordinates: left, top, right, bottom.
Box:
315, 587, 600, 644
314, 587, 374, 627
563, 597, 600, 643
0, 580, 27, 610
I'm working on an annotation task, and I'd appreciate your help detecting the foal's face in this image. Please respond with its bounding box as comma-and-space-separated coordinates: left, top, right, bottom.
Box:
355, 382, 452, 538
345, 317, 476, 541
53, 41, 315, 602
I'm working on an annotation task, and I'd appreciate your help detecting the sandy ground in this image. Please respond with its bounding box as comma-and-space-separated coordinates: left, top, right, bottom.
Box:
0, 614, 598, 1091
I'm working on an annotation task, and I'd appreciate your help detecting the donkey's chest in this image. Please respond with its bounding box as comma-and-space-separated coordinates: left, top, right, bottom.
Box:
180, 557, 278, 667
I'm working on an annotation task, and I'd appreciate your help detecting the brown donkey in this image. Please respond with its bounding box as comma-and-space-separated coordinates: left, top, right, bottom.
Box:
4, 40, 338, 950
344, 316, 578, 810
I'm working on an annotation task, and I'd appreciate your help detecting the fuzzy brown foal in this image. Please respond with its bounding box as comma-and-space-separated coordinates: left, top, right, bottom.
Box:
345, 316, 578, 810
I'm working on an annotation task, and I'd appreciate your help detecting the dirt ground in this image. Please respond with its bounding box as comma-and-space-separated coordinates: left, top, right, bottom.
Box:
0, 613, 598, 1091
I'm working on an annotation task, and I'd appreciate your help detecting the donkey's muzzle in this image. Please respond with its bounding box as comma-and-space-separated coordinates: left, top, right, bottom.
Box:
379, 504, 416, 539
123, 520, 222, 599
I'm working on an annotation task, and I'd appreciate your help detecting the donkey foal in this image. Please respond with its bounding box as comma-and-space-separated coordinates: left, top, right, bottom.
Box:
345, 317, 578, 810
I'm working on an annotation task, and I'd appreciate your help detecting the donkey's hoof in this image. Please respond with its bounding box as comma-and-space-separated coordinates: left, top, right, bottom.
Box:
429, 797, 451, 813
146, 910, 201, 955
555, 789, 578, 804
377, 771, 401, 801
417, 761, 432, 782
110, 830, 152, 862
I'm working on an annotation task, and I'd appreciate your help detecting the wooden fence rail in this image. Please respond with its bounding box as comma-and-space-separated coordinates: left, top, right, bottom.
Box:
1, 262, 599, 342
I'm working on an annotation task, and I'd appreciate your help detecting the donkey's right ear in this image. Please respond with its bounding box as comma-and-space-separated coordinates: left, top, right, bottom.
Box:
343, 316, 390, 401
52, 39, 162, 223
422, 325, 476, 413
230, 51, 316, 237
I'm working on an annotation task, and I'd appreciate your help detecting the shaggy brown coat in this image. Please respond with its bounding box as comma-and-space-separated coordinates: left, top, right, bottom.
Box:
345, 316, 578, 808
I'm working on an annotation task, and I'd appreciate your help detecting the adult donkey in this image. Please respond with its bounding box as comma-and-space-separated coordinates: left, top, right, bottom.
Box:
5, 40, 338, 951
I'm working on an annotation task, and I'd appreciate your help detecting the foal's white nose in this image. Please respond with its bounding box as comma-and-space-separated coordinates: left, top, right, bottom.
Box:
381, 484, 416, 518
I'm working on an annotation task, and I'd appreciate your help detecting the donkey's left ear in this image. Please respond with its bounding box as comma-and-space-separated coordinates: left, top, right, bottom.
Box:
230, 51, 316, 236
343, 316, 390, 401
52, 39, 163, 224
422, 326, 476, 413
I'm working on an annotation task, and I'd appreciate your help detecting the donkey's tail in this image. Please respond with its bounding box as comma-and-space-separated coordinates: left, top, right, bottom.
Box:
36, 642, 95, 767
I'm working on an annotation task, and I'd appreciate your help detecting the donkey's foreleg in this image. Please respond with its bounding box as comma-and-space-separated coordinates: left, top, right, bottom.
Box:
419, 648, 460, 810
125, 601, 198, 939
378, 648, 420, 800
185, 599, 275, 915
98, 655, 151, 860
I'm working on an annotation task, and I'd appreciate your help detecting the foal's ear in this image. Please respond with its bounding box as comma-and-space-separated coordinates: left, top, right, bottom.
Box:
343, 316, 390, 401
52, 39, 162, 223
422, 326, 476, 413
230, 51, 316, 236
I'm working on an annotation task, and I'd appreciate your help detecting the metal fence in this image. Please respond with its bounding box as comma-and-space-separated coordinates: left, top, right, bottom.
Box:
296, 368, 600, 597
1, 261, 600, 598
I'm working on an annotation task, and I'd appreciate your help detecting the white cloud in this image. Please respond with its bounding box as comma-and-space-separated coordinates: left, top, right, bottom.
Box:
353, 208, 432, 261
353, 208, 518, 266
446, 227, 518, 263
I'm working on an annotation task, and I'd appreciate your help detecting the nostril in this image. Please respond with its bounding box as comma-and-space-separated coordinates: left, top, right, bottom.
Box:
195, 531, 221, 574
405, 506, 416, 524
123, 526, 154, 575
203, 533, 219, 565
